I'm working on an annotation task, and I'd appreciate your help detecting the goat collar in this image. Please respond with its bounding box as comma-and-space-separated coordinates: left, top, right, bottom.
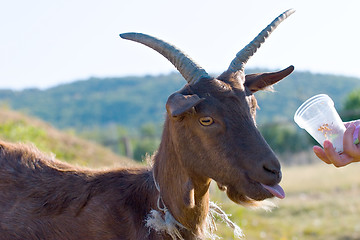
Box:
146, 172, 187, 240
146, 171, 243, 240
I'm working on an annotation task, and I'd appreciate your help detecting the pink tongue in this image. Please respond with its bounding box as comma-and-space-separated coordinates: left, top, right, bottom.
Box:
261, 183, 285, 199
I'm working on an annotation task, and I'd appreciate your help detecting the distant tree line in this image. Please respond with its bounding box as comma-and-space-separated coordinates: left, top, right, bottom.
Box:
0, 71, 359, 130
79, 88, 360, 163
80, 123, 162, 162
1, 72, 359, 163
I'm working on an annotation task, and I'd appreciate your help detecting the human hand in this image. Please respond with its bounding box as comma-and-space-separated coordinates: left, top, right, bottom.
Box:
313, 120, 360, 167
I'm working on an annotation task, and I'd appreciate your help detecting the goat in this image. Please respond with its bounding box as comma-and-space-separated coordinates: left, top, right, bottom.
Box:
0, 9, 295, 240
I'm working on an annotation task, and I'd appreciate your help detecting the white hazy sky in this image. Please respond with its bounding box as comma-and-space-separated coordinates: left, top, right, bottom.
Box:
1, 0, 360, 89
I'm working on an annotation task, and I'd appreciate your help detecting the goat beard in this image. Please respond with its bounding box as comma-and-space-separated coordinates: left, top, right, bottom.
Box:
216, 182, 276, 211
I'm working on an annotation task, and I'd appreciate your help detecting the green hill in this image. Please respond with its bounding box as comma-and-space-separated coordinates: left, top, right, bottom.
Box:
253, 70, 360, 124
0, 73, 184, 130
0, 70, 359, 131
0, 107, 137, 168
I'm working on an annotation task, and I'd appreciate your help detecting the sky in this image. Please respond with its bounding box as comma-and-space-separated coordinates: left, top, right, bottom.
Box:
1, 0, 360, 90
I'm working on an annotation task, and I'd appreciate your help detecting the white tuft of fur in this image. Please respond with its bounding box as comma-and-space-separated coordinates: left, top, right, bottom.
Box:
145, 208, 185, 240
149, 172, 243, 239
254, 199, 277, 212
209, 202, 244, 239
145, 201, 243, 239
240, 199, 277, 212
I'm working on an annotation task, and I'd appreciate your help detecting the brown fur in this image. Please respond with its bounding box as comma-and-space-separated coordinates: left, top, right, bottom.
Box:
0, 142, 159, 239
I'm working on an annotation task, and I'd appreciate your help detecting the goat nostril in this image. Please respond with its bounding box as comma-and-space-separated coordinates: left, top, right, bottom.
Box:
263, 165, 282, 181
263, 165, 279, 175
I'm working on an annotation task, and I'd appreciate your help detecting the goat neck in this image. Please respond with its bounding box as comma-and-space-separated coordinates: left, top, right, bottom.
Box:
152, 118, 211, 238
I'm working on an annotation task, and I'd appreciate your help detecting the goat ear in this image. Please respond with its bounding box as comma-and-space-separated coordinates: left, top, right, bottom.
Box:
166, 93, 204, 118
245, 65, 294, 92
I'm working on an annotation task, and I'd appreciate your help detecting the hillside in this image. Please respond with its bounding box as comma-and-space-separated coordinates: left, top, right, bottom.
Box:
0, 107, 138, 168
0, 70, 359, 130
0, 73, 184, 130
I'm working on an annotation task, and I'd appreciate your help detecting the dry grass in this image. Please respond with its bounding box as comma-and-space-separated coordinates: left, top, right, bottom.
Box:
0, 108, 139, 169
211, 163, 360, 240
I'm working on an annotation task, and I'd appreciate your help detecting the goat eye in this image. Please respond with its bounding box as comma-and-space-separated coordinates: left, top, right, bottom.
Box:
199, 117, 214, 126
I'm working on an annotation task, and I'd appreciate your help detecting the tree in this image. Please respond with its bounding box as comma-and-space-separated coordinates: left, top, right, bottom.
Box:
133, 123, 161, 162
133, 139, 159, 162
259, 122, 310, 154
341, 88, 360, 121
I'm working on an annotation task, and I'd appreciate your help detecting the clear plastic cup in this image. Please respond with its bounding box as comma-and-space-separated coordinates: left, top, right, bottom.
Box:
294, 94, 346, 153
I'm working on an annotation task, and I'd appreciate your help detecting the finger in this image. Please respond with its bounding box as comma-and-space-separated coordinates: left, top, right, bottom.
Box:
313, 146, 331, 164
323, 141, 354, 167
343, 124, 360, 157
356, 125, 360, 144
345, 120, 360, 127
332, 154, 354, 167
323, 140, 343, 166
343, 123, 355, 145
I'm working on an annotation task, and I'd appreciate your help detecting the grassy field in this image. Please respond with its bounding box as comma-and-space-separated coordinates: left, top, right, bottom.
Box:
211, 163, 360, 240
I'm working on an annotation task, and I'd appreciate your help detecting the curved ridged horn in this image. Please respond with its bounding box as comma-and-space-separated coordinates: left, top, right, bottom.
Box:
228, 9, 295, 73
120, 32, 210, 85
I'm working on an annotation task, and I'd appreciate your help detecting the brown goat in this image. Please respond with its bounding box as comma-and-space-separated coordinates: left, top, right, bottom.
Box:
0, 10, 295, 240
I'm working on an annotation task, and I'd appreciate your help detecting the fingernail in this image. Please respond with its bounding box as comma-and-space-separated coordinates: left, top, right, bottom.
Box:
324, 140, 332, 148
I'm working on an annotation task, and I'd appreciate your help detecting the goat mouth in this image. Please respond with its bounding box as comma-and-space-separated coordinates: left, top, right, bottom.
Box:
216, 177, 285, 202
260, 183, 285, 199
245, 173, 285, 199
